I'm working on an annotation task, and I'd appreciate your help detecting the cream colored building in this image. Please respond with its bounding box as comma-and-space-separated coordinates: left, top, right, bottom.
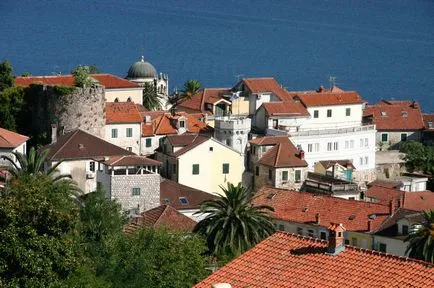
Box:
105, 87, 143, 104
156, 135, 244, 195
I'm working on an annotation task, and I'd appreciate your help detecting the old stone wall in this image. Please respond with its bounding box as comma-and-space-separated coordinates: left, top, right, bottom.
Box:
29, 85, 105, 139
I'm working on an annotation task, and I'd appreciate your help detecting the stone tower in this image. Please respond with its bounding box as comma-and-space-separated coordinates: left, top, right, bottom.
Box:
214, 116, 251, 154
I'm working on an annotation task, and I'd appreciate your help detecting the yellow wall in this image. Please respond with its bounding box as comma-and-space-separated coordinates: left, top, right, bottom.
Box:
177, 139, 244, 194
231, 96, 250, 116
105, 88, 143, 105
347, 231, 373, 249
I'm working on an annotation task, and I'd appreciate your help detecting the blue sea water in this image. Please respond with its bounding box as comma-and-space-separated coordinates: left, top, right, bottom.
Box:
1, 0, 433, 110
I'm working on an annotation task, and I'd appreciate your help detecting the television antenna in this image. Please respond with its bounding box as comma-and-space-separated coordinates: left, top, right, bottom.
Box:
329, 76, 336, 88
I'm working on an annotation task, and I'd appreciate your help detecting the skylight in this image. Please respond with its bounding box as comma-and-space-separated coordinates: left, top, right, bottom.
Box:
179, 197, 189, 205
381, 111, 387, 116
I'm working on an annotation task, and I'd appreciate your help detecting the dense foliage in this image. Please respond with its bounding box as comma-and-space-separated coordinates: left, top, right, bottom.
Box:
0, 59, 14, 92
194, 182, 275, 260
401, 141, 434, 175
142, 82, 162, 110
405, 210, 434, 263
72, 65, 94, 87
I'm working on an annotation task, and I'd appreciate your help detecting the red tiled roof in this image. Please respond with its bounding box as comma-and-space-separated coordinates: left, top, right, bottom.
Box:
194, 231, 434, 288
178, 88, 231, 113
318, 160, 355, 169
404, 191, 434, 212
295, 91, 364, 107
252, 187, 390, 232
242, 78, 293, 101
0, 128, 28, 148
172, 135, 210, 157
105, 102, 142, 124
249, 135, 289, 145
258, 140, 308, 168
102, 155, 161, 167
366, 185, 405, 205
15, 74, 140, 89
124, 205, 197, 234
368, 180, 402, 189
143, 112, 212, 137
262, 101, 310, 117
42, 130, 134, 161
363, 101, 424, 131
160, 178, 216, 210
423, 113, 434, 130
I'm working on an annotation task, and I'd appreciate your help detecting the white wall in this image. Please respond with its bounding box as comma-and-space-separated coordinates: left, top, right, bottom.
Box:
301, 104, 363, 130
141, 134, 165, 156
104, 123, 141, 154
55, 159, 97, 194
373, 235, 408, 256
105, 88, 143, 104
0, 142, 26, 167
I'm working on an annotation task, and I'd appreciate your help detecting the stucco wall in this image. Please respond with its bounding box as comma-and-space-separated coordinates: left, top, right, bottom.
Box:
105, 88, 143, 105
104, 123, 141, 154
230, 96, 250, 116
302, 104, 363, 130
56, 160, 97, 194
373, 235, 407, 256
141, 134, 165, 156
376, 131, 421, 150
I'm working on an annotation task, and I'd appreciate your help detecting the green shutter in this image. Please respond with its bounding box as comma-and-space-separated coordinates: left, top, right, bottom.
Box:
222, 163, 229, 174
282, 171, 288, 181
192, 164, 200, 175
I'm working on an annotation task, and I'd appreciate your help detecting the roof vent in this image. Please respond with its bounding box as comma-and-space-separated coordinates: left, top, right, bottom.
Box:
302, 207, 308, 212
401, 111, 408, 118
368, 214, 377, 220
78, 144, 85, 149
348, 214, 356, 220
381, 111, 387, 116
267, 193, 276, 200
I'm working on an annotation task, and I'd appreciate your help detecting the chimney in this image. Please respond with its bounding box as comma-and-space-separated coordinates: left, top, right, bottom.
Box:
51, 124, 57, 144
389, 199, 397, 215
367, 220, 372, 232
315, 213, 320, 225
299, 149, 305, 160
326, 223, 346, 255
212, 284, 231, 288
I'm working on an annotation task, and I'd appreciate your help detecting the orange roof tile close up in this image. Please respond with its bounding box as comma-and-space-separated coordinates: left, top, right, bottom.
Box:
178, 88, 231, 113
105, 102, 142, 124
252, 187, 390, 232
242, 78, 293, 101
0, 128, 28, 148
258, 140, 308, 168
15, 74, 140, 89
363, 100, 424, 131
262, 101, 310, 117
194, 232, 434, 288
295, 91, 364, 107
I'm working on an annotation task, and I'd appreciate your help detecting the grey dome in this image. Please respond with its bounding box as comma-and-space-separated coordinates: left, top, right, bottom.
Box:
127, 56, 157, 79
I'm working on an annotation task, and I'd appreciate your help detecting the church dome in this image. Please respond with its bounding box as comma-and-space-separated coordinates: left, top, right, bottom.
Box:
127, 56, 157, 79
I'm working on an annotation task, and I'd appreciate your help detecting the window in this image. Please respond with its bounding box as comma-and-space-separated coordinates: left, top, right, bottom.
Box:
314, 110, 319, 118
126, 128, 132, 137
333, 142, 338, 151
226, 139, 231, 146
126, 147, 132, 152
127, 97, 132, 102
89, 161, 95, 172
364, 138, 368, 147
429, 121, 433, 129
282, 171, 288, 181
179, 197, 189, 205
351, 238, 357, 246
364, 156, 368, 165
314, 143, 320, 152
401, 133, 408, 142
132, 187, 140, 196
262, 146, 266, 152
192, 164, 200, 175
111, 128, 118, 138
278, 224, 285, 231
402, 225, 409, 235
308, 144, 312, 152
320, 231, 327, 240
295, 170, 301, 183
209, 147, 213, 151
146, 138, 152, 147
308, 229, 314, 237
378, 243, 387, 252
360, 139, 364, 148
381, 133, 388, 142
172, 164, 177, 174
327, 109, 332, 118
344, 239, 350, 245
327, 142, 332, 151
350, 140, 354, 148
179, 120, 185, 128
222, 163, 230, 174
297, 227, 303, 235
346, 108, 351, 116
255, 166, 259, 176
268, 169, 272, 180
359, 157, 363, 166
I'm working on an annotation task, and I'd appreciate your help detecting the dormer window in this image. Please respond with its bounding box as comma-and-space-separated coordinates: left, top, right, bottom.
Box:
381, 111, 387, 116
402, 111, 408, 118
179, 120, 185, 128
429, 121, 433, 129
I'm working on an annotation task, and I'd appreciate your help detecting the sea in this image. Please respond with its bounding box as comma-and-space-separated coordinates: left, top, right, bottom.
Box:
1, 0, 433, 110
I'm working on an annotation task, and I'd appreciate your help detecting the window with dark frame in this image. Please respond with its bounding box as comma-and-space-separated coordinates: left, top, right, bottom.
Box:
314, 110, 319, 118
401, 133, 408, 142
146, 138, 152, 147
255, 166, 259, 176
132, 187, 140, 196
111, 128, 118, 138
126, 128, 133, 137
378, 243, 387, 252
222, 163, 229, 174
268, 169, 272, 181
192, 164, 200, 175
282, 171, 288, 181
327, 109, 332, 117
346, 108, 351, 116
381, 133, 388, 142
402, 225, 409, 235
295, 170, 301, 183
89, 161, 95, 172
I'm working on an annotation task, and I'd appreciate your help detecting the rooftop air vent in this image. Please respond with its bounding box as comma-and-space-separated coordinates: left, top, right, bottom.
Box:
302, 207, 309, 212
267, 193, 276, 200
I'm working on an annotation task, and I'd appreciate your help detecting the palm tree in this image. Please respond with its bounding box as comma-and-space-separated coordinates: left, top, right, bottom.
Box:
193, 182, 275, 257
405, 209, 434, 263
142, 82, 162, 111
181, 79, 201, 98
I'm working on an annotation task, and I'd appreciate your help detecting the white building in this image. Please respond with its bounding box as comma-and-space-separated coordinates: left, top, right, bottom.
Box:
214, 116, 251, 154
0, 127, 28, 168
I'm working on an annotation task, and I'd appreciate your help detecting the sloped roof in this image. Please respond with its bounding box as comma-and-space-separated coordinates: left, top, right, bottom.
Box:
262, 101, 310, 117
258, 141, 308, 168
194, 231, 434, 288
42, 130, 134, 161
252, 187, 390, 232
102, 155, 161, 167
0, 128, 28, 148
318, 160, 355, 170
177, 88, 231, 113
15, 74, 140, 89
172, 135, 210, 157
242, 78, 293, 101
295, 91, 364, 107
363, 100, 424, 131
249, 135, 289, 145
366, 185, 405, 205
123, 205, 197, 234
368, 180, 402, 189
142, 112, 213, 137
160, 178, 216, 210
105, 102, 142, 124
423, 113, 434, 130
404, 191, 434, 212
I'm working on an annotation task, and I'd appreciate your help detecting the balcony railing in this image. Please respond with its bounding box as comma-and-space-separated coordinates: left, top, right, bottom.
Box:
267, 124, 376, 137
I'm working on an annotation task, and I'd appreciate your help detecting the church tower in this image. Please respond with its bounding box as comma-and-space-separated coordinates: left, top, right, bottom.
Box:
214, 116, 251, 154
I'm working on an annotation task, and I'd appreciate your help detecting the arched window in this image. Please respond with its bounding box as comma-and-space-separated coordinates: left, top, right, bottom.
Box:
114, 98, 119, 102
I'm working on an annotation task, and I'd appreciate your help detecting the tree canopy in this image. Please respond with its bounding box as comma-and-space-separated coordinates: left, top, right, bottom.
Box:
405, 209, 434, 263
401, 141, 434, 175
142, 82, 162, 110
0, 59, 14, 92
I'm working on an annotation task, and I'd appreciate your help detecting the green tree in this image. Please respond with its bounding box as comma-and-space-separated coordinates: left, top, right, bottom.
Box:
0, 175, 81, 287
72, 65, 94, 88
71, 64, 99, 74
142, 82, 162, 110
181, 79, 201, 98
401, 141, 434, 174
0, 59, 14, 92
0, 85, 25, 130
100, 227, 209, 288
405, 210, 434, 263
193, 182, 275, 258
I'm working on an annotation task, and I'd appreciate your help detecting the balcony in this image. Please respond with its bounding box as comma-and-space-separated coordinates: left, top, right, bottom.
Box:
267, 124, 376, 137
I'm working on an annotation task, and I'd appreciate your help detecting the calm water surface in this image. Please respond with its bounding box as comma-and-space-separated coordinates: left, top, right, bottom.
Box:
1, 0, 433, 109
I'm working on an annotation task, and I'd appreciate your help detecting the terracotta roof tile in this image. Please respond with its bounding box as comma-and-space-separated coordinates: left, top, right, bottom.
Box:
124, 205, 197, 234
258, 140, 308, 168
15, 74, 140, 89
194, 231, 434, 288
262, 101, 310, 117
252, 187, 390, 232
144, 112, 212, 137
363, 101, 424, 131
249, 135, 289, 145
42, 129, 134, 161
368, 180, 402, 189
0, 128, 28, 148
105, 102, 142, 124
403, 191, 434, 212
102, 155, 161, 167
423, 113, 434, 130
160, 178, 216, 210
178, 88, 231, 113
295, 91, 364, 107
318, 160, 355, 169
242, 78, 293, 101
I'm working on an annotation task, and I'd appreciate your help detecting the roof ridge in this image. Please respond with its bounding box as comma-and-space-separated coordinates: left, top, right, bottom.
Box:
153, 205, 171, 227
50, 130, 79, 160
274, 143, 282, 167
